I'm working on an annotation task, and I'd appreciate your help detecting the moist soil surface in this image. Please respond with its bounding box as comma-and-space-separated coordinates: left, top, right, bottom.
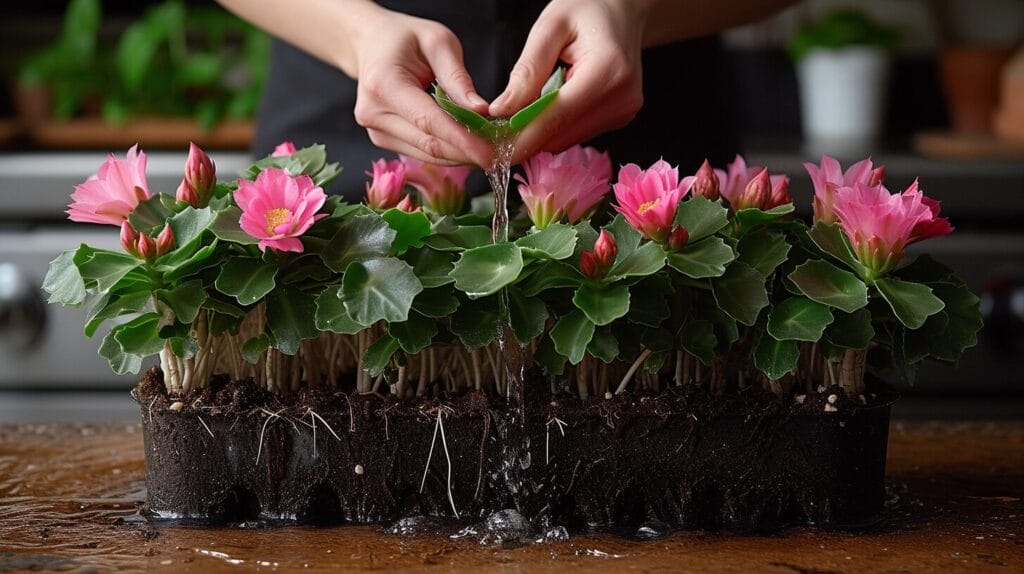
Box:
135, 368, 892, 533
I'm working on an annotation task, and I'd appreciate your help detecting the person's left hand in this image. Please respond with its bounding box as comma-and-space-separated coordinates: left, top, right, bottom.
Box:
488, 0, 649, 164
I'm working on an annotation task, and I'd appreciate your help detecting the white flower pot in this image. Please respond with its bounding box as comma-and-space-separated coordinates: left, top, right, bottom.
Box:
797, 47, 889, 156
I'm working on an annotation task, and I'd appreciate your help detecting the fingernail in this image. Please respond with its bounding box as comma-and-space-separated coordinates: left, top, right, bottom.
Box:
468, 92, 487, 108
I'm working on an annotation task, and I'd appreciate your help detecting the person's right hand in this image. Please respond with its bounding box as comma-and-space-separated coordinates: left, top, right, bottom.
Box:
352, 8, 494, 167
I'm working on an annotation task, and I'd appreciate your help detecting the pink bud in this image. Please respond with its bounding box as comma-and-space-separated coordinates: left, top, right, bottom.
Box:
184, 143, 216, 206
136, 233, 156, 261
593, 229, 617, 271
272, 141, 297, 157
175, 178, 200, 206
691, 159, 720, 201
120, 222, 140, 256
869, 166, 886, 187
396, 195, 420, 212
580, 251, 599, 279
155, 224, 175, 257
737, 169, 771, 210
667, 225, 690, 251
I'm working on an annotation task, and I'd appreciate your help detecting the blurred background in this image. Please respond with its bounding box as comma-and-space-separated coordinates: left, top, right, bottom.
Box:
0, 0, 1022, 420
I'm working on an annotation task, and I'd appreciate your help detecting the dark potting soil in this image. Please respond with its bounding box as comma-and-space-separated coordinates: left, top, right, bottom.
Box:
135, 367, 892, 534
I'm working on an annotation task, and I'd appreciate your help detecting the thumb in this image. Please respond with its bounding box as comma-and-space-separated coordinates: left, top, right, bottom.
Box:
489, 16, 570, 118
423, 33, 489, 114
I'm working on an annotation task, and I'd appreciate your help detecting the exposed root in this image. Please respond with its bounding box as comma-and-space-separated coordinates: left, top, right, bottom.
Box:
197, 416, 215, 439
615, 349, 653, 395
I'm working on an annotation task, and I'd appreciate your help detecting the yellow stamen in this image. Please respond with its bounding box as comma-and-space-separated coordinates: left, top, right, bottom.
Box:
636, 198, 660, 215
265, 208, 292, 235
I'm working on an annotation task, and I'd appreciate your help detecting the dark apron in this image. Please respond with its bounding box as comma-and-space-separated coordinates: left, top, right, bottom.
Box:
254, 0, 738, 198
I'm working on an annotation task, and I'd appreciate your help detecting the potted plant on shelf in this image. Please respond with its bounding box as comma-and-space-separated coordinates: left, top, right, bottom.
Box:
789, 9, 899, 156
40, 133, 981, 534
13, 0, 268, 149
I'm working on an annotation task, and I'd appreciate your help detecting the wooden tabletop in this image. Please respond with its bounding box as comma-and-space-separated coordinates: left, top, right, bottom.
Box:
1, 420, 1022, 573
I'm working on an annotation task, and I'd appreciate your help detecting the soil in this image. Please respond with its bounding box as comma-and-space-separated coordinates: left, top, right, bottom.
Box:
135, 367, 892, 533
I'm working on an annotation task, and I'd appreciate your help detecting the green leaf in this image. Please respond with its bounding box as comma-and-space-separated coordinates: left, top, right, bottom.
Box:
266, 287, 318, 355
788, 259, 869, 313
42, 249, 87, 306
322, 213, 396, 272
678, 320, 717, 366
708, 307, 740, 346
99, 329, 143, 375
710, 261, 769, 326
450, 297, 501, 349
382, 208, 431, 254
167, 207, 216, 250
508, 287, 547, 342
535, 335, 567, 376
160, 241, 221, 283
450, 243, 524, 299
626, 285, 669, 327
666, 236, 734, 278
606, 241, 666, 281
508, 68, 565, 132
155, 279, 207, 324
550, 310, 595, 365
85, 290, 153, 338
113, 312, 164, 356
241, 334, 271, 364
422, 218, 492, 251
210, 206, 259, 245
362, 334, 401, 378
767, 296, 835, 341
875, 277, 945, 330
909, 280, 981, 362
215, 258, 277, 305
78, 251, 141, 292
405, 246, 454, 288
808, 221, 867, 276
673, 196, 729, 242
734, 203, 795, 232
604, 215, 642, 262
128, 193, 176, 234
389, 313, 438, 354
201, 296, 246, 318
432, 83, 499, 140
754, 334, 799, 381
573, 283, 630, 326
587, 328, 619, 363
518, 261, 583, 296
738, 230, 791, 277
515, 223, 577, 260
342, 257, 423, 325
826, 308, 875, 350
314, 285, 363, 334
412, 287, 460, 318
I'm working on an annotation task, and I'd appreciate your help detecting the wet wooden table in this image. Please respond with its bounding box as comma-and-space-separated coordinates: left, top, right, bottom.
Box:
1, 420, 1022, 573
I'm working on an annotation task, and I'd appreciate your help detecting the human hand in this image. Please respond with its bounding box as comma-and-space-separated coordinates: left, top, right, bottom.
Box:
489, 0, 650, 165
352, 8, 494, 167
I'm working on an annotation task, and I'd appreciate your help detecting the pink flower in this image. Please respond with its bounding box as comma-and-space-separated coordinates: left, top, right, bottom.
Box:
611, 159, 687, 242
272, 141, 297, 157
514, 145, 612, 228
67, 144, 150, 225
401, 155, 471, 216
715, 154, 790, 211
803, 155, 886, 224
154, 224, 175, 256
831, 180, 953, 277
120, 222, 140, 256
396, 195, 420, 213
581, 229, 618, 279
182, 142, 216, 206
681, 159, 721, 201
235, 167, 328, 253
365, 159, 407, 210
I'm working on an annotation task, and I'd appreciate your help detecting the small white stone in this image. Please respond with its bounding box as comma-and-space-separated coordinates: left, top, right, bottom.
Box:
168, 401, 184, 412
827, 394, 838, 405
794, 394, 807, 404
824, 404, 838, 413
858, 394, 867, 405
354, 464, 364, 475
604, 392, 613, 400
839, 421, 846, 428
817, 385, 826, 393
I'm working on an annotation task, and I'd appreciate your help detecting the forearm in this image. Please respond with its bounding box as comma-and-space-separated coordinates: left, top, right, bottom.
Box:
215, 0, 386, 78
633, 0, 796, 47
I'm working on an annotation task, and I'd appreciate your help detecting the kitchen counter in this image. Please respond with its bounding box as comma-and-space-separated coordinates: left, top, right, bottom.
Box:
1, 421, 1022, 572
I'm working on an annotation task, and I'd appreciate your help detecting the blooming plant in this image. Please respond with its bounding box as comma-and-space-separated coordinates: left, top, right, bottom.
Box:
44, 143, 980, 400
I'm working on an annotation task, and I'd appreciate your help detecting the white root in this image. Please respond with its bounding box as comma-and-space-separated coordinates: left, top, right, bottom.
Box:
615, 349, 653, 395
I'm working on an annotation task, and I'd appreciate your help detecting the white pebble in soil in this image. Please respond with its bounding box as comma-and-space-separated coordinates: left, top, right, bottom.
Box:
827, 394, 838, 404
169, 401, 184, 412
354, 464, 364, 475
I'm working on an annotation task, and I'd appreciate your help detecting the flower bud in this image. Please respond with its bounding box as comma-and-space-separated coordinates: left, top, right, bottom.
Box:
175, 178, 199, 206
869, 166, 886, 187
593, 230, 617, 270
396, 195, 419, 212
184, 143, 216, 206
667, 225, 690, 251
580, 251, 599, 279
155, 224, 175, 257
691, 159, 720, 201
136, 232, 156, 261
272, 141, 297, 157
737, 168, 771, 210
365, 159, 406, 210
120, 222, 140, 256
